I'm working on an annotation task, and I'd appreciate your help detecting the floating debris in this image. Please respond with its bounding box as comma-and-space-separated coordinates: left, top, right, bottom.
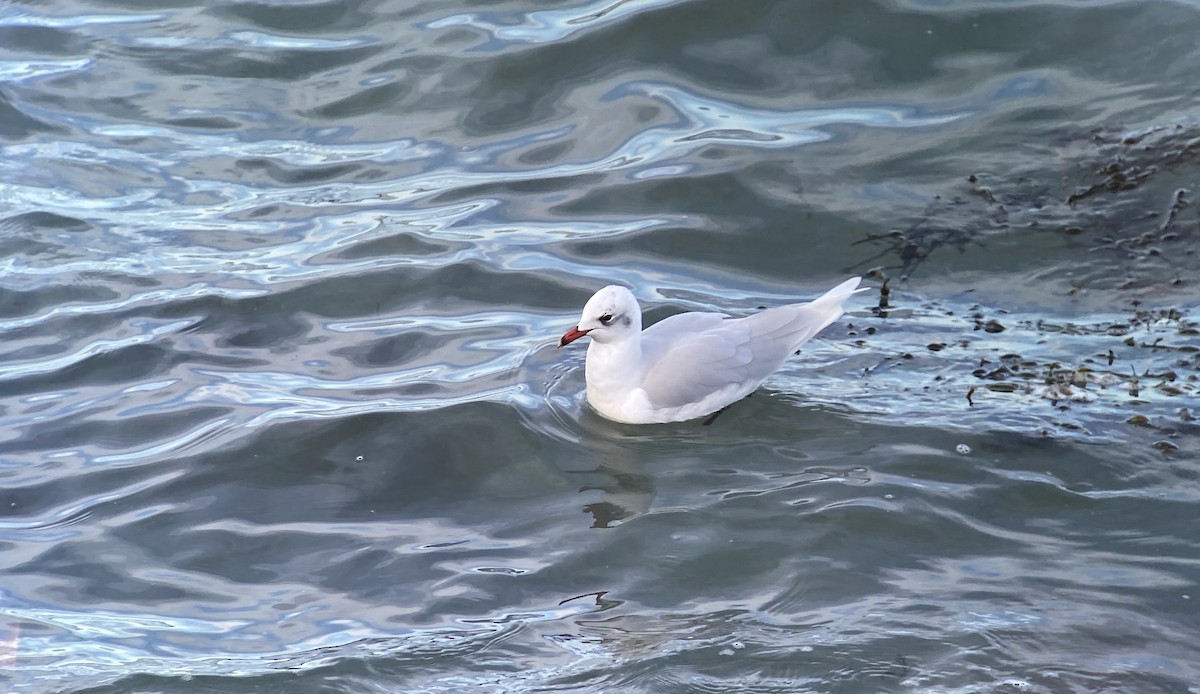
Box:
853, 292, 1197, 445
851, 122, 1200, 286
846, 131, 1198, 441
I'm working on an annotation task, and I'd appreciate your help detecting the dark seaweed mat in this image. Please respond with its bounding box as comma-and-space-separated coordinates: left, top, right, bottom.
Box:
839, 287, 1198, 454
851, 123, 1200, 285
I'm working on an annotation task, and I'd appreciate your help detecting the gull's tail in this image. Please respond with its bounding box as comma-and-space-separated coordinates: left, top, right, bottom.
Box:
782, 275, 863, 348
739, 277, 864, 378
809, 276, 863, 309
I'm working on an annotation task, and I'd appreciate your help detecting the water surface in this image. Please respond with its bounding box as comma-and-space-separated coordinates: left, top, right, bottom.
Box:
2, 0, 1199, 691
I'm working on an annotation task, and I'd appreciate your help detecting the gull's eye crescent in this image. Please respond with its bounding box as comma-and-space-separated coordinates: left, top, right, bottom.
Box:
599, 313, 614, 326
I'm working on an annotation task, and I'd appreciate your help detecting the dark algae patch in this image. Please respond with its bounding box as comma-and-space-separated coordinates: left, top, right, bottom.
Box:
852, 294, 1198, 452
840, 122, 1199, 452
851, 122, 1200, 287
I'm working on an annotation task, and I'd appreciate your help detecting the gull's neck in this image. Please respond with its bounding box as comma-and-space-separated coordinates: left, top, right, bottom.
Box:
585, 333, 644, 415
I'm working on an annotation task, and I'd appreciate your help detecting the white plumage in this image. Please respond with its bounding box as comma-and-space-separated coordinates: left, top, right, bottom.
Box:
557, 277, 863, 424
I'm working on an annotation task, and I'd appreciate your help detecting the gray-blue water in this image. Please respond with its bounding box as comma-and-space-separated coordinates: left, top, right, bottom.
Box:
2, 1, 1199, 691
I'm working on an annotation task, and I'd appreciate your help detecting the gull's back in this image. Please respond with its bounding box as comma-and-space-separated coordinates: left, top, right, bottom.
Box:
635, 278, 861, 416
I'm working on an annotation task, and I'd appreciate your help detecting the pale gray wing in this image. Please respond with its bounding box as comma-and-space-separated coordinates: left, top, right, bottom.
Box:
638, 324, 757, 410
639, 311, 729, 364
638, 301, 849, 411
736, 302, 848, 366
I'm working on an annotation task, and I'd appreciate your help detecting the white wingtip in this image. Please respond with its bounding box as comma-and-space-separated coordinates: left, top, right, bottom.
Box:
815, 276, 865, 303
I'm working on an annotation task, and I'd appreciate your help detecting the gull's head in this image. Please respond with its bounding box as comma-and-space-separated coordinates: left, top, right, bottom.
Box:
558, 285, 642, 347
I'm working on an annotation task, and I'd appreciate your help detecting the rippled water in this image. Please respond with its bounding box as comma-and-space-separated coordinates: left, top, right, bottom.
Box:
2, 0, 1199, 691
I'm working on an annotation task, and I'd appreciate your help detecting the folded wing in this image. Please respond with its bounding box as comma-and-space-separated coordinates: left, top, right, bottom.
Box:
637, 277, 860, 411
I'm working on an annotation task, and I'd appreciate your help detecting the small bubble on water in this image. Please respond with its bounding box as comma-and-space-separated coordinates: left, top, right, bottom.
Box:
356, 455, 364, 461
955, 443, 972, 455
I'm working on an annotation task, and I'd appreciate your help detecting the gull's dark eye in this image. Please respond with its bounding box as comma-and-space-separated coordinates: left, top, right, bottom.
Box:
599, 313, 614, 326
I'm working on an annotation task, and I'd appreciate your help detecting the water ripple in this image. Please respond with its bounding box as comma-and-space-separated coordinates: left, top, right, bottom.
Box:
427, 0, 684, 48
0, 58, 92, 82
0, 10, 169, 29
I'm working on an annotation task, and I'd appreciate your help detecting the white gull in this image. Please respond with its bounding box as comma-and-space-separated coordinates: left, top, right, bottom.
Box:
557, 277, 863, 424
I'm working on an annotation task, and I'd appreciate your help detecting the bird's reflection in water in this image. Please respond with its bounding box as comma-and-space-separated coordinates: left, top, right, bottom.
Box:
565, 408, 719, 529
525, 343, 718, 529
577, 468, 655, 528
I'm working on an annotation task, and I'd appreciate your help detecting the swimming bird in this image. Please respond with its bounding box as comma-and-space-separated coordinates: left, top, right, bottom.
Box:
557, 277, 863, 424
